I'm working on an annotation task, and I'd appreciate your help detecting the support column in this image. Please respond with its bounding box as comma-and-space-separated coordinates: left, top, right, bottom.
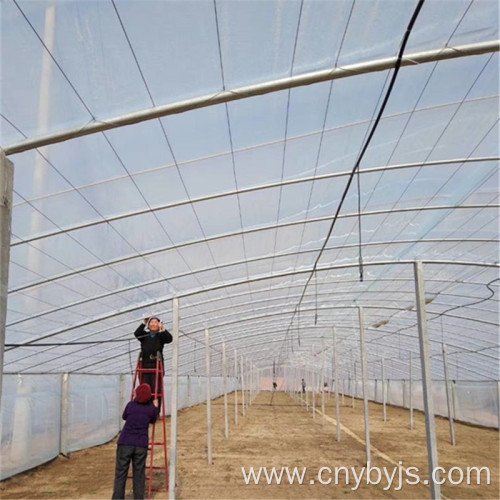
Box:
351, 352, 356, 408
321, 340, 325, 427
414, 261, 441, 499
0, 153, 14, 402
240, 356, 246, 416
60, 373, 69, 456
333, 326, 341, 441
410, 352, 414, 430
382, 358, 387, 422
205, 329, 212, 464
169, 298, 180, 500
442, 343, 456, 445
358, 306, 371, 465
223, 342, 229, 439
234, 349, 238, 425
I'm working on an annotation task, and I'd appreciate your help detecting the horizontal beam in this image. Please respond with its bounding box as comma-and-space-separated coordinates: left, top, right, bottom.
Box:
5, 259, 498, 351
10, 204, 498, 294
7, 238, 494, 327
4, 40, 499, 155
12, 156, 498, 246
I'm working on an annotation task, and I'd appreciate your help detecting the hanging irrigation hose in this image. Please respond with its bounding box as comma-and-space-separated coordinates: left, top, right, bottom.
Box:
273, 0, 427, 388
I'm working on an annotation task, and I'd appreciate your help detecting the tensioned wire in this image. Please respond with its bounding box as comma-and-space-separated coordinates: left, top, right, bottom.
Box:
9, 271, 487, 337
59, 318, 496, 379
2, 120, 158, 308
7, 234, 496, 360
9, 0, 226, 352
14, 0, 229, 327
20, 270, 496, 376
8, 202, 498, 300
276, 0, 358, 318
333, 68, 498, 333
358, 0, 476, 217
7, 266, 496, 376
267, 0, 304, 291
329, 5, 496, 316
351, 55, 497, 291
361, 53, 496, 255
6, 100, 496, 219
4, 2, 496, 372
212, 0, 256, 317
3, 6, 186, 313
7, 100, 495, 249
355, 119, 499, 343
352, 183, 499, 354
110, 0, 236, 309
334, 56, 498, 359
273, 0, 428, 370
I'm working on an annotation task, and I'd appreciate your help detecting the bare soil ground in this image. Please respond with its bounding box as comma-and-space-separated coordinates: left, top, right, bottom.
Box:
1, 391, 498, 499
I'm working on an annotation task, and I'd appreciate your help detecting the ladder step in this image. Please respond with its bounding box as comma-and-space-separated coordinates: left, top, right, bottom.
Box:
151, 465, 169, 470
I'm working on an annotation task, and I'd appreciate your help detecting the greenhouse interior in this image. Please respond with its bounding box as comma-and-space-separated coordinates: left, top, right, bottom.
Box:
0, 0, 499, 499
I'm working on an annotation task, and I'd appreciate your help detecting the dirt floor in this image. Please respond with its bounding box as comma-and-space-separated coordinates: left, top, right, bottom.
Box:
1, 391, 498, 499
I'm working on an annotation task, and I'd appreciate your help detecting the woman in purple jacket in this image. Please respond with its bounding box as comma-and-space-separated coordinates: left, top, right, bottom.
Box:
111, 383, 160, 500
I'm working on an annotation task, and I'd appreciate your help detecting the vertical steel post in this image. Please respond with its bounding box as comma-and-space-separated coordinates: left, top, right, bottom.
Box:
169, 298, 180, 500
410, 352, 414, 430
205, 329, 213, 464
358, 306, 371, 465
442, 343, 456, 445
333, 326, 341, 441
414, 261, 441, 499
240, 356, 246, 416
234, 348, 238, 425
223, 342, 229, 439
60, 373, 69, 456
321, 339, 325, 427
351, 352, 356, 408
0, 153, 14, 402
382, 358, 387, 422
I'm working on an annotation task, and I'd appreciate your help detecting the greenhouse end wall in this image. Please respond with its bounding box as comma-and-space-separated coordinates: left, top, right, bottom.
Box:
0, 373, 235, 481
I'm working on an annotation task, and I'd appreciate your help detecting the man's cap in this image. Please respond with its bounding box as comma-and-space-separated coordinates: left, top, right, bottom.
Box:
135, 383, 152, 403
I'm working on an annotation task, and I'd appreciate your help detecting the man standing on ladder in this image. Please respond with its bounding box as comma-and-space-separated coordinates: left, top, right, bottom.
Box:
135, 317, 173, 406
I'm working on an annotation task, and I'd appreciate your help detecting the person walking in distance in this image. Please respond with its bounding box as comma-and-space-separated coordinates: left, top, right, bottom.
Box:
134, 317, 172, 406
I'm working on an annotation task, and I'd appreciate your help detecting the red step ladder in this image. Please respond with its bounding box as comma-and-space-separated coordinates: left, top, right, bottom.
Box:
131, 352, 169, 498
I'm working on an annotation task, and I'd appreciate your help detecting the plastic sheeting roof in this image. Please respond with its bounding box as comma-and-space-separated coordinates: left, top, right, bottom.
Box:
2, 0, 499, 381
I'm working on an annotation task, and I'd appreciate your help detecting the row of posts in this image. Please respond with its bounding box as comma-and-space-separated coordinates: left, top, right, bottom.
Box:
282, 262, 465, 499
204, 331, 260, 465
168, 314, 260, 499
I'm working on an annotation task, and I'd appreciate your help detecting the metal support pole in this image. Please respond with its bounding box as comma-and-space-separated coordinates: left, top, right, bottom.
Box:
305, 369, 309, 410
205, 329, 212, 464
442, 343, 456, 445
333, 326, 341, 441
351, 352, 356, 408
223, 342, 229, 439
240, 356, 246, 416
321, 340, 325, 427
497, 381, 500, 431
382, 358, 387, 422
60, 373, 69, 456
169, 298, 180, 500
414, 261, 441, 499
410, 352, 414, 430
358, 306, 371, 465
0, 153, 14, 402
234, 349, 238, 425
